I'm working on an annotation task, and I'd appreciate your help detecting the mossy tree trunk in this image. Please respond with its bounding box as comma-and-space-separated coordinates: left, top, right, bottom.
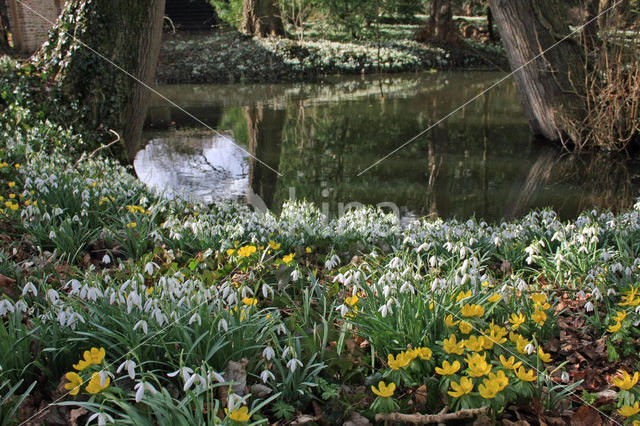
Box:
35, 0, 166, 160
242, 0, 285, 37
488, 0, 586, 142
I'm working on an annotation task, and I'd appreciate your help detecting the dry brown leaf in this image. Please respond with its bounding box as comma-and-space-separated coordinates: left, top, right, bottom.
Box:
570, 406, 602, 426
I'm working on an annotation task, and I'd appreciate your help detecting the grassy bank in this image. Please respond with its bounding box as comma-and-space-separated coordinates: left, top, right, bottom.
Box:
156, 20, 508, 84
1, 58, 640, 425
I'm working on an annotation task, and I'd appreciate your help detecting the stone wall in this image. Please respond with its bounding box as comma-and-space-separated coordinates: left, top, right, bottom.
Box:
7, 0, 64, 52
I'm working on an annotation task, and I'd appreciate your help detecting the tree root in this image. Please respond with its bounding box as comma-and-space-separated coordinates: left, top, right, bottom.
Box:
375, 406, 490, 424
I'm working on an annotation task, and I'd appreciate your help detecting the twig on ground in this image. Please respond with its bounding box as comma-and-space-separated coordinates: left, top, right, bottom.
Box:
375, 406, 490, 424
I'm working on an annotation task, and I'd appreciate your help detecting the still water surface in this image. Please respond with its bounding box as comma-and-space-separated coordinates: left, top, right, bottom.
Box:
136, 72, 640, 222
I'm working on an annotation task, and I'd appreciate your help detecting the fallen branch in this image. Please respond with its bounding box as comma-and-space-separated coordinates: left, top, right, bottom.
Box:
73, 129, 121, 168
375, 406, 490, 424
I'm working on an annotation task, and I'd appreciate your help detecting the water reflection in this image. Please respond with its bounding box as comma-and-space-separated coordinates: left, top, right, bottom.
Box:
138, 72, 640, 222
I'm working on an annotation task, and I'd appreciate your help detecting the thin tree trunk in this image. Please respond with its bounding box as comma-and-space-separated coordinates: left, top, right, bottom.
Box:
35, 0, 166, 160
0, 0, 10, 49
243, 0, 285, 37
489, 0, 586, 142
582, 0, 600, 50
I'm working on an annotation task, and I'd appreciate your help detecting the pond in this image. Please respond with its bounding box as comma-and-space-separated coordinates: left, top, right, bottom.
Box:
136, 72, 640, 223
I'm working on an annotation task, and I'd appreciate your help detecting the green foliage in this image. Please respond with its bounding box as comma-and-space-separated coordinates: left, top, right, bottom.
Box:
209, 0, 244, 29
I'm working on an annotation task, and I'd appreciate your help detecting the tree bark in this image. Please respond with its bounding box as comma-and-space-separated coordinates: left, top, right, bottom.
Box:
489, 0, 586, 142
599, 0, 629, 28
582, 0, 600, 50
35, 0, 166, 160
0, 0, 10, 50
242, 0, 285, 37
418, 0, 457, 43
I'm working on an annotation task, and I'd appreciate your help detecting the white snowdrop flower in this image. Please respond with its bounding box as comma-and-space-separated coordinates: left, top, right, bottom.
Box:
99, 370, 112, 387
144, 262, 159, 276
207, 370, 225, 384
218, 318, 228, 332
333, 273, 345, 283
399, 281, 414, 294
291, 269, 300, 281
275, 323, 287, 335
53, 207, 63, 216
584, 301, 594, 312
524, 343, 536, 355
56, 309, 67, 326
577, 290, 586, 299
168, 367, 194, 382
416, 243, 430, 253
87, 412, 114, 426
601, 251, 611, 262
22, 282, 37, 297
47, 289, 59, 305
117, 359, 137, 380
378, 304, 389, 318
263, 346, 275, 361
592, 288, 603, 301
183, 373, 206, 391
337, 304, 348, 317
282, 346, 291, 359
262, 284, 273, 298
561, 371, 570, 383
188, 313, 201, 326
134, 381, 158, 403
578, 245, 588, 254
14, 299, 28, 314
260, 369, 275, 383
227, 393, 244, 411
133, 320, 148, 334
286, 358, 303, 373
67, 312, 85, 328
48, 230, 56, 239
86, 287, 102, 302
607, 288, 617, 296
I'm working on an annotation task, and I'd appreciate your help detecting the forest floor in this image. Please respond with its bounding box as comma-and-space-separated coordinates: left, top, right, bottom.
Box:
156, 17, 509, 84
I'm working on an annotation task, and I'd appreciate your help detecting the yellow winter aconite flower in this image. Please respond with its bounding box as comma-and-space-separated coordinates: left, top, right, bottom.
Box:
443, 334, 465, 355
242, 297, 258, 306
228, 406, 252, 422
64, 372, 83, 396
515, 335, 531, 354
488, 293, 502, 303
226, 248, 236, 256
530, 292, 547, 306
514, 366, 537, 382
465, 352, 492, 377
346, 294, 359, 306
488, 370, 509, 390
448, 376, 473, 398
459, 320, 473, 334
268, 240, 281, 250
305, 247, 312, 253
538, 347, 552, 363
444, 314, 459, 327
8, 181, 15, 188
478, 379, 501, 399
461, 303, 485, 318
126, 222, 137, 228
237, 245, 257, 257
509, 312, 525, 330
86, 372, 110, 394
456, 290, 472, 302
612, 371, 639, 390
607, 321, 622, 333
531, 309, 546, 326
371, 381, 396, 397
619, 286, 640, 306
500, 355, 522, 371
415, 347, 432, 360
73, 347, 106, 371
388, 353, 411, 370
282, 253, 296, 263
613, 311, 627, 322
619, 402, 640, 417
463, 335, 485, 352
435, 360, 461, 376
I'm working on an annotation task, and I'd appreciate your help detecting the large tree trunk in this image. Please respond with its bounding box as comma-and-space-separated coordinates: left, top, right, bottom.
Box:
0, 0, 10, 50
489, 0, 586, 142
419, 0, 457, 43
242, 0, 285, 37
35, 0, 165, 160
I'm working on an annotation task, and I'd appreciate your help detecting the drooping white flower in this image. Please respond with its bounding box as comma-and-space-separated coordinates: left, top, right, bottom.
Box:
286, 358, 303, 373
134, 381, 158, 402
262, 346, 275, 361
87, 412, 114, 426
21, 282, 37, 297
260, 369, 275, 383
116, 359, 137, 380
